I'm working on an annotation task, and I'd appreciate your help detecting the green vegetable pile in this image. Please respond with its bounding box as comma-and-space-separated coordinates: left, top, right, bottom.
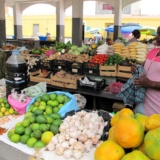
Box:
104, 54, 122, 66
68, 45, 88, 55
55, 41, 73, 52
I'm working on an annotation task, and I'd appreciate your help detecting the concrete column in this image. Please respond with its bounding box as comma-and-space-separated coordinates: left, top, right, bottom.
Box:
0, 0, 6, 45
113, 0, 122, 41
56, 0, 65, 42
13, 3, 22, 40
72, 0, 83, 46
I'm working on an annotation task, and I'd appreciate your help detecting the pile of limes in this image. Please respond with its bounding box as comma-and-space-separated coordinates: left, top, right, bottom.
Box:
0, 97, 18, 118
7, 93, 68, 149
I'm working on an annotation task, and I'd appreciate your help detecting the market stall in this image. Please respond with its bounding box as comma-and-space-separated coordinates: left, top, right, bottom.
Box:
0, 38, 159, 160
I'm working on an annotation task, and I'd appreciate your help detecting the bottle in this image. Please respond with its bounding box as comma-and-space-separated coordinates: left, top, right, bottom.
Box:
5, 47, 28, 95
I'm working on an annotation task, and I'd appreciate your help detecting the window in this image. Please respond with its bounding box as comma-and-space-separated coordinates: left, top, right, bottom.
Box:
103, 4, 113, 10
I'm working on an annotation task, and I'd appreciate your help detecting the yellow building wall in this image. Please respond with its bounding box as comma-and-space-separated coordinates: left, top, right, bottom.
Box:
5, 15, 160, 39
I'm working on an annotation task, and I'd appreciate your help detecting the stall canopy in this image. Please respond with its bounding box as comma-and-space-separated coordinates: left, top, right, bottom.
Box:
105, 23, 142, 34
140, 26, 157, 36
86, 28, 105, 34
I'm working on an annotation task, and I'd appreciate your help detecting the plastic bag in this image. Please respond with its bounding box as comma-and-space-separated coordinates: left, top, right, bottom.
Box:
73, 94, 87, 109
23, 82, 47, 98
0, 79, 6, 98
107, 82, 124, 94
8, 95, 31, 114
26, 91, 78, 118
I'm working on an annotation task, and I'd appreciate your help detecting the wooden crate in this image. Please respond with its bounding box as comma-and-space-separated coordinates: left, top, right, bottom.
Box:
100, 65, 117, 77
30, 70, 52, 84
117, 65, 132, 79
51, 75, 81, 89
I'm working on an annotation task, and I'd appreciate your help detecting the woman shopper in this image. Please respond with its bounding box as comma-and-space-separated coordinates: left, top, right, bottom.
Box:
133, 37, 160, 116
128, 29, 141, 44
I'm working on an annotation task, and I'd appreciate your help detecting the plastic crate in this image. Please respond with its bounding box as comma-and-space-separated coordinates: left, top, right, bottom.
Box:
40, 59, 53, 70
52, 60, 67, 72
83, 62, 100, 76
39, 36, 47, 41
78, 76, 106, 92
67, 62, 83, 75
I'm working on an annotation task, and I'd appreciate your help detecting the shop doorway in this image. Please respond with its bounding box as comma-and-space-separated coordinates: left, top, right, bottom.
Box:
33, 24, 39, 37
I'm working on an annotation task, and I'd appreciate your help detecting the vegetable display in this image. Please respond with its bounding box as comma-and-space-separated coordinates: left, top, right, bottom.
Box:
89, 54, 108, 65
46, 110, 108, 159
104, 54, 122, 66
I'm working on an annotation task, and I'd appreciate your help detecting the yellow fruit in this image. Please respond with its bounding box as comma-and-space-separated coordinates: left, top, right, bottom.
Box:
1, 107, 6, 113
4, 111, 10, 116
8, 108, 14, 115
0, 112, 3, 118
110, 108, 134, 127
145, 114, 160, 131
94, 140, 125, 160
114, 117, 144, 148
108, 126, 117, 143
41, 131, 54, 144
134, 113, 148, 132
144, 127, 160, 160
122, 150, 150, 160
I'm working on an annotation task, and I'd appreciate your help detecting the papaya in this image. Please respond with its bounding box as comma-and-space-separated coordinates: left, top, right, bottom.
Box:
114, 117, 144, 148
122, 150, 151, 160
94, 140, 125, 160
144, 127, 160, 160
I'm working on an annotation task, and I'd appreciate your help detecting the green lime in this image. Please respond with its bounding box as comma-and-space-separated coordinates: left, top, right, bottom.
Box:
51, 113, 61, 119
36, 115, 47, 124
46, 107, 53, 115
33, 130, 42, 139
41, 94, 49, 102
20, 135, 30, 144
14, 111, 18, 115
34, 101, 40, 107
14, 126, 25, 135
52, 119, 62, 127
50, 124, 59, 134
33, 109, 43, 116
25, 112, 34, 118
31, 123, 40, 131
51, 100, 59, 107
36, 97, 41, 103
39, 124, 48, 132
30, 116, 36, 123
7, 129, 14, 139
39, 105, 46, 111
28, 105, 34, 112
39, 101, 46, 106
5, 103, 10, 109
56, 95, 65, 104
32, 107, 39, 112
22, 118, 30, 127
47, 100, 52, 106
10, 134, 20, 143
53, 107, 59, 113
27, 137, 37, 148
34, 140, 46, 149
2, 98, 8, 104
25, 127, 32, 136
58, 104, 64, 109
49, 94, 57, 101
45, 115, 54, 124
15, 122, 22, 127
64, 96, 70, 103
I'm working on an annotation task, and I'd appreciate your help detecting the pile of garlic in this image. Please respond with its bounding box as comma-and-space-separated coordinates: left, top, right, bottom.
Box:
46, 110, 107, 159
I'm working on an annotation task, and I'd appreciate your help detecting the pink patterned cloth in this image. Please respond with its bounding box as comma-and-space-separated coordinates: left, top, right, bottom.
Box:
144, 48, 160, 116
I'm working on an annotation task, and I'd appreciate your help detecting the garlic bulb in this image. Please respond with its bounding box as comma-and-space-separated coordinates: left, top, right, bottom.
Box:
61, 141, 69, 149
91, 136, 99, 145
59, 124, 67, 132
58, 134, 66, 143
63, 149, 73, 159
70, 131, 78, 139
84, 139, 93, 152
86, 130, 94, 138
55, 146, 65, 156
69, 138, 77, 146
46, 143, 55, 151
73, 150, 83, 159
72, 142, 85, 152
51, 136, 58, 145
78, 134, 88, 143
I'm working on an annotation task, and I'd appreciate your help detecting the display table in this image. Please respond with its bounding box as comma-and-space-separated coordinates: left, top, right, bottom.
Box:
0, 115, 96, 160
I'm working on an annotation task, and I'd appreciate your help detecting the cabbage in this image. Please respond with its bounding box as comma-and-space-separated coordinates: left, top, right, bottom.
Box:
74, 50, 80, 55
77, 47, 83, 53
71, 45, 78, 51
68, 49, 73, 54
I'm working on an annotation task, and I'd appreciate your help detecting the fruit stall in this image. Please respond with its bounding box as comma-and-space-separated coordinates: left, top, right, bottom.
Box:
0, 39, 159, 160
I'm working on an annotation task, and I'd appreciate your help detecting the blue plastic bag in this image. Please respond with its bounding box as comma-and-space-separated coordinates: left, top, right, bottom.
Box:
26, 91, 78, 118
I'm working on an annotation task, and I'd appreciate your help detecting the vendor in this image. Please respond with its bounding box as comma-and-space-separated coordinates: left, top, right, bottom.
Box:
133, 37, 160, 116
106, 37, 113, 45
128, 29, 141, 44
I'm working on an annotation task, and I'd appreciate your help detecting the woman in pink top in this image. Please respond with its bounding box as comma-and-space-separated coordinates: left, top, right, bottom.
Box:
134, 46, 160, 116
